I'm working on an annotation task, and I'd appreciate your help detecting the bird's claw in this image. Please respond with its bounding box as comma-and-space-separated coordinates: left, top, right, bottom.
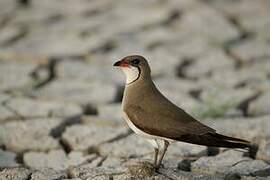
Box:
154, 164, 164, 172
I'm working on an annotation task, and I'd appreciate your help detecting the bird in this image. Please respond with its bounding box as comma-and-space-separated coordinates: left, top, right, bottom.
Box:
113, 55, 257, 170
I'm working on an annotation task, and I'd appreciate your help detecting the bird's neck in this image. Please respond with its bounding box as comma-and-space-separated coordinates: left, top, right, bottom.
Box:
123, 75, 156, 104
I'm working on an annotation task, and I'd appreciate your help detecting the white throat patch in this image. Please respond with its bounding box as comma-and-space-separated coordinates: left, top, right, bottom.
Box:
121, 66, 140, 84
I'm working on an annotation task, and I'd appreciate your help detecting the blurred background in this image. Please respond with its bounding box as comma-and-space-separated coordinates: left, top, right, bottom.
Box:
0, 0, 270, 178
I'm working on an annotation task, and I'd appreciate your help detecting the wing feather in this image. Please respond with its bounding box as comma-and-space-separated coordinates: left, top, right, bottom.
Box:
124, 104, 215, 140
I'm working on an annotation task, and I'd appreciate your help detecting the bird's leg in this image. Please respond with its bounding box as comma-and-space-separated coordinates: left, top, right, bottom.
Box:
153, 148, 159, 167
156, 140, 169, 169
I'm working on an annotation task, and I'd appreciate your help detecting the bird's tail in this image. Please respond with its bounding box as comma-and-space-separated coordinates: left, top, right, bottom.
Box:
212, 133, 258, 158
178, 133, 258, 158
212, 133, 250, 148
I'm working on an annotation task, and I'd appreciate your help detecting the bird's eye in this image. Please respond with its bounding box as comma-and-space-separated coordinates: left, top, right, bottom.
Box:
131, 59, 140, 65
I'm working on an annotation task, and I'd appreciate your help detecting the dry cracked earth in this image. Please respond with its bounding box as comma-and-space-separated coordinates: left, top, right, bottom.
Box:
0, 0, 270, 179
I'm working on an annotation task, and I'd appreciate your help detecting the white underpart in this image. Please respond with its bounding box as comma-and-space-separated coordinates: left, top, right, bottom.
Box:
121, 66, 139, 84
123, 112, 174, 149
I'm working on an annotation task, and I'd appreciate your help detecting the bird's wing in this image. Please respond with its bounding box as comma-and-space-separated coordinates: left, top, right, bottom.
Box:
124, 103, 216, 140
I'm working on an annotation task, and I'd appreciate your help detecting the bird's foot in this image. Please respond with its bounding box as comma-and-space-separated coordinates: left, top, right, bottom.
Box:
154, 164, 164, 172
154, 166, 159, 172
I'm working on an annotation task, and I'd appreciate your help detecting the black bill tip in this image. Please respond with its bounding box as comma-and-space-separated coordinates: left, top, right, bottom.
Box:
113, 61, 121, 66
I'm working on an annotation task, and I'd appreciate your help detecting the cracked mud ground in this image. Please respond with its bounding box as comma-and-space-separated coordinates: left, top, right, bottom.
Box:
0, 0, 270, 179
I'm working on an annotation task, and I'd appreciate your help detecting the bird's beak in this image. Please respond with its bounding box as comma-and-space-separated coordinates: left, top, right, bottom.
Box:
113, 60, 130, 67
113, 61, 121, 66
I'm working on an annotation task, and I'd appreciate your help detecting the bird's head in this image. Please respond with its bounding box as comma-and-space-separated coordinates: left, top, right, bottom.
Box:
113, 55, 151, 84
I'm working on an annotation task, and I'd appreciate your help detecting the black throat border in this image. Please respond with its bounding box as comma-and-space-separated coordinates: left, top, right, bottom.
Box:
126, 66, 141, 85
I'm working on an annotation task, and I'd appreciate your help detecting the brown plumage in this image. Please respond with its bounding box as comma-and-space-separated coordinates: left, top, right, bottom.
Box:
114, 55, 257, 169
